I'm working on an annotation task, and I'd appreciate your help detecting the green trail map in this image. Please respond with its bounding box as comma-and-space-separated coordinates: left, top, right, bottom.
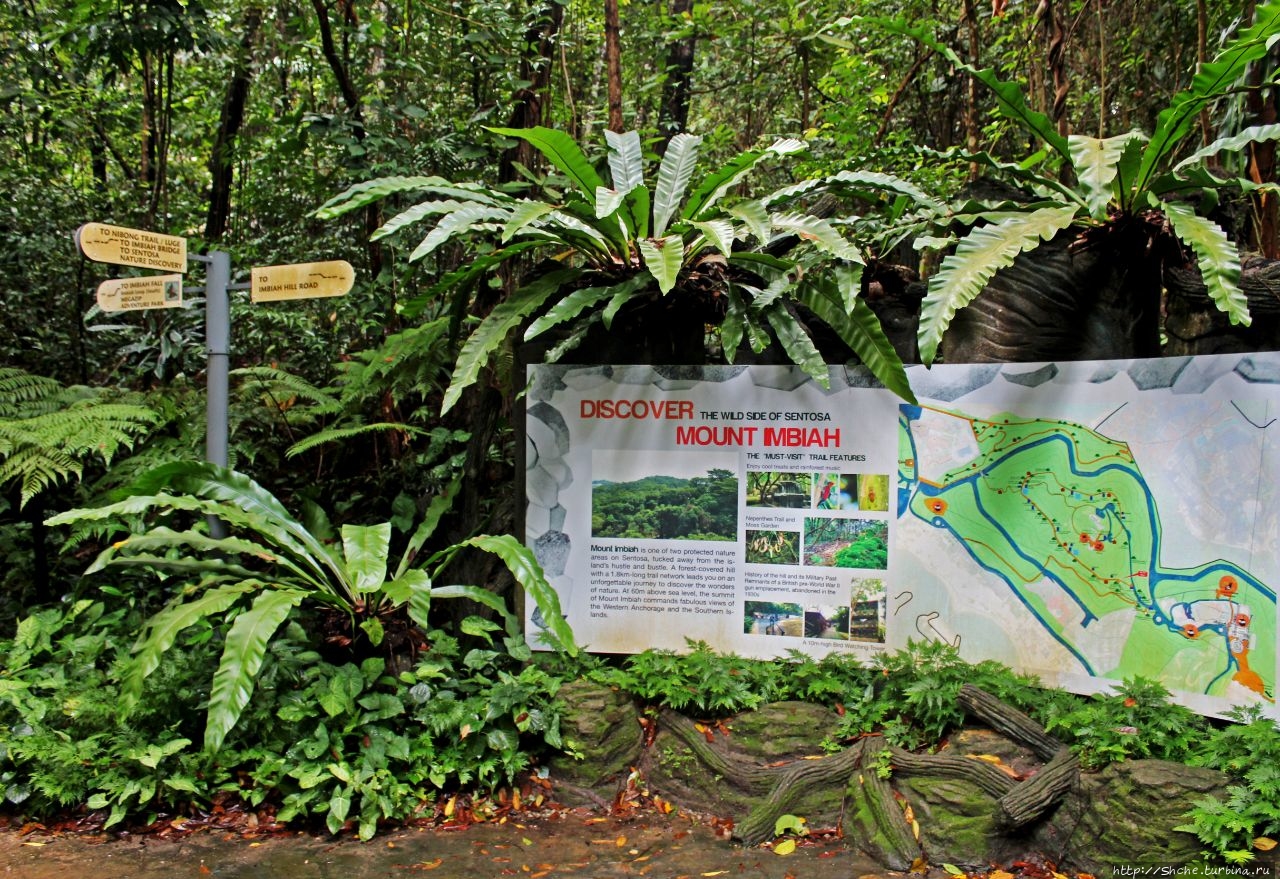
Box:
896, 403, 1276, 714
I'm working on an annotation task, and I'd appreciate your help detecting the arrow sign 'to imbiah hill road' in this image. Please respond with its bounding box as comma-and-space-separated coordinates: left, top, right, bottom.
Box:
251, 260, 354, 302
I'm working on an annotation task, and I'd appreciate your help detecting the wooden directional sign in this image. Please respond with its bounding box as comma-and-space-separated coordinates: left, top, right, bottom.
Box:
251, 260, 354, 303
76, 222, 187, 273
96, 274, 184, 313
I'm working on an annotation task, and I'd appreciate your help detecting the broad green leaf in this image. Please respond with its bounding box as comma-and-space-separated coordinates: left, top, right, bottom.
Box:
605, 130, 651, 239
833, 263, 863, 314
372, 199, 477, 241
770, 213, 863, 263
64, 494, 333, 592
918, 205, 1080, 365
359, 617, 385, 647
342, 522, 391, 594
459, 534, 577, 655
683, 138, 806, 221
486, 126, 605, 197
120, 463, 346, 589
461, 614, 502, 644
542, 209, 615, 255
431, 583, 520, 640
690, 219, 736, 256
442, 268, 582, 414
387, 569, 433, 630
396, 475, 462, 578
595, 185, 630, 221
525, 284, 617, 340
1138, 3, 1280, 194
408, 204, 509, 261
1172, 123, 1280, 175
637, 235, 685, 294
727, 200, 771, 245
653, 133, 702, 237
133, 738, 192, 769
1068, 132, 1145, 219
122, 582, 256, 712
205, 588, 303, 753
314, 176, 496, 219
796, 278, 916, 404
327, 787, 353, 834
502, 201, 558, 241
1160, 200, 1251, 327
719, 286, 749, 361
604, 129, 644, 191
525, 274, 652, 341
764, 302, 830, 388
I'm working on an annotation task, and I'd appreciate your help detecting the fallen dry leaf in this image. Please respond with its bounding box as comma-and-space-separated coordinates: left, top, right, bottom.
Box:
416, 858, 444, 870
1255, 836, 1278, 851
773, 838, 797, 855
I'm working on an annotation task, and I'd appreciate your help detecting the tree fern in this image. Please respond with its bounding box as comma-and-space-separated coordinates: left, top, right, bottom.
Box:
0, 368, 160, 507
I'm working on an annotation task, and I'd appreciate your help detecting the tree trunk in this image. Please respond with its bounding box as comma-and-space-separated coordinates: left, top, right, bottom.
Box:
658, 0, 695, 153
310, 0, 383, 278
604, 0, 624, 132
204, 7, 263, 242
498, 1, 564, 183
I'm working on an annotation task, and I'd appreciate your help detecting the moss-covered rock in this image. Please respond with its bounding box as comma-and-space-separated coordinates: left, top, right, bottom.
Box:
546, 679, 642, 805
1042, 759, 1228, 872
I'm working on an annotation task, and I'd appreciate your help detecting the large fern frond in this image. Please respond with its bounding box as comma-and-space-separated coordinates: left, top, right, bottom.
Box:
918, 205, 1080, 365
204, 588, 304, 752
442, 267, 582, 414
1160, 200, 1250, 327
0, 372, 160, 507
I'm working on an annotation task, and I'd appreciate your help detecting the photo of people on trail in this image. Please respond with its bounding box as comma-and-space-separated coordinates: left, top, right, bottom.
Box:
814, 472, 890, 512
744, 601, 803, 636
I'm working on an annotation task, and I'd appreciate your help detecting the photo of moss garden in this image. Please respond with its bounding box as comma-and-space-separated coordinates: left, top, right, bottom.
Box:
3, 1, 1280, 875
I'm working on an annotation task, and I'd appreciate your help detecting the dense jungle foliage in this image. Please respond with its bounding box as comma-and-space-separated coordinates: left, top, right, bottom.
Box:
1, 0, 1279, 864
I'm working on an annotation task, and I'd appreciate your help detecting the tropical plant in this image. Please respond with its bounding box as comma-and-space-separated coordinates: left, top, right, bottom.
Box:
0, 367, 161, 508
46, 460, 576, 754
1178, 705, 1280, 866
314, 126, 923, 405
842, 6, 1280, 364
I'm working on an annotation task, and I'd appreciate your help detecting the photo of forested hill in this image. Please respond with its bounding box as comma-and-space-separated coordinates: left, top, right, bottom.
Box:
591, 469, 738, 540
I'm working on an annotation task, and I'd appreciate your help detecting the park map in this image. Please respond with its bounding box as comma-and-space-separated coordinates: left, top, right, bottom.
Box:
897, 403, 1276, 712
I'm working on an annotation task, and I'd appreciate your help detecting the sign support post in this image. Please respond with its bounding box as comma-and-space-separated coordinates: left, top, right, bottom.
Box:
77, 222, 353, 542
188, 250, 231, 538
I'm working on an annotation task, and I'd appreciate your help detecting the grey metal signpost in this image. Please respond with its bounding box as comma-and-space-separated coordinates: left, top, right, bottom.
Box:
76, 224, 354, 538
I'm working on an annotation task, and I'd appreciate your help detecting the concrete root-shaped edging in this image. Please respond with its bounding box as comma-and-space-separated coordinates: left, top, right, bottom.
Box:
657, 708, 868, 844
653, 683, 1081, 865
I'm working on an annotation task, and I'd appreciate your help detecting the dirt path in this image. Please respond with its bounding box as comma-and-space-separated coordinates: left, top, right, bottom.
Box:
0, 808, 895, 879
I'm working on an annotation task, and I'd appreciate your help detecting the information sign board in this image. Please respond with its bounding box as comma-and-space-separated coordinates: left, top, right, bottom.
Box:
76, 222, 187, 273
96, 274, 184, 312
250, 260, 354, 302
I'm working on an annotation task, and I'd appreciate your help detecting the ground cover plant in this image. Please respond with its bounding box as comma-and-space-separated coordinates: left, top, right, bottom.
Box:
2, 595, 1277, 867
